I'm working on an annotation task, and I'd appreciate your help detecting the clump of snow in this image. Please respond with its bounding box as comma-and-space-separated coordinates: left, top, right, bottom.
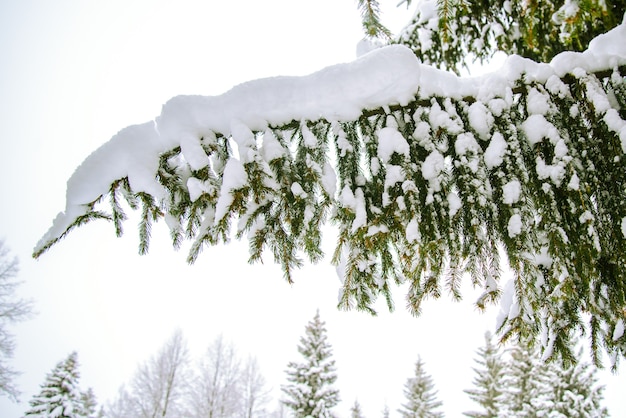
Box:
613, 319, 625, 341
447, 192, 462, 217
366, 224, 389, 237
231, 119, 257, 164
455, 133, 481, 173
65, 122, 168, 207
260, 129, 286, 162
567, 173, 580, 190
536, 156, 566, 186
507, 213, 522, 237
215, 158, 247, 222
291, 182, 307, 199
187, 177, 207, 202
484, 132, 507, 169
421, 150, 445, 182
521, 114, 560, 145
502, 180, 521, 205
455, 132, 480, 156
621, 217, 626, 238
579, 210, 594, 224
468, 102, 494, 140
377, 120, 411, 163
339, 186, 368, 232
428, 100, 463, 134
339, 186, 356, 211
603, 108, 626, 153
526, 88, 551, 115
545, 75, 570, 98
181, 133, 209, 171
351, 188, 367, 233
533, 246, 553, 268
412, 120, 431, 143
384, 165, 405, 190
487, 98, 507, 117
496, 278, 520, 330
405, 218, 420, 244
321, 163, 337, 198
421, 150, 445, 204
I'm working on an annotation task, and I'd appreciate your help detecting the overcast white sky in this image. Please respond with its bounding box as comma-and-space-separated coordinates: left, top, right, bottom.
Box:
0, 1, 624, 417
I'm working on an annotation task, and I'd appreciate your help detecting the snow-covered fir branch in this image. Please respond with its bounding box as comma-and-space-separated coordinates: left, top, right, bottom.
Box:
34, 16, 626, 367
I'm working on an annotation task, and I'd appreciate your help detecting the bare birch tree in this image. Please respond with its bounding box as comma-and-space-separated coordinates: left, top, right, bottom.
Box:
187, 335, 241, 418
240, 356, 271, 418
0, 240, 32, 400
108, 329, 190, 418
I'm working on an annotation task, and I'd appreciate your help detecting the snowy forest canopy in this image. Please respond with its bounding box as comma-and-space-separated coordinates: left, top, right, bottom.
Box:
34, 1, 626, 367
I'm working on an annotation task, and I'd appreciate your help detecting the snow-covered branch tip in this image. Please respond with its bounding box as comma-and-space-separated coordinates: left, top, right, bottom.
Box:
35, 19, 626, 366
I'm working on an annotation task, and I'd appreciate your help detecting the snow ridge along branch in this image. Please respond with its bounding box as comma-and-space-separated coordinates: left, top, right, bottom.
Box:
35, 22, 626, 366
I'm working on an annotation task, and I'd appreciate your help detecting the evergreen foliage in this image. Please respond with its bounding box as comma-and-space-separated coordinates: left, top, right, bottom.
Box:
398, 356, 443, 418
281, 311, 340, 417
24, 352, 97, 418
396, 0, 626, 74
357, 0, 392, 39
463, 332, 506, 418
33, 1, 626, 366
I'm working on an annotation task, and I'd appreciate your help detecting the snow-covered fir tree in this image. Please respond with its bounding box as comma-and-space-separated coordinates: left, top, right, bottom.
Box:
544, 348, 609, 418
351, 399, 365, 418
33, 0, 626, 366
281, 311, 340, 417
24, 352, 97, 418
499, 340, 610, 417
463, 332, 506, 418
398, 356, 443, 418
502, 343, 553, 417
79, 388, 100, 418
381, 404, 390, 418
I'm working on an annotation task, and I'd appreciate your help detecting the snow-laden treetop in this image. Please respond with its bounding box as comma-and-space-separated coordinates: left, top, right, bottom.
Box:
35, 17, 626, 366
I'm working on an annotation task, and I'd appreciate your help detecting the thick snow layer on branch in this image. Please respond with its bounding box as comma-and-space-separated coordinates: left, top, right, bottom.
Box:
36, 45, 421, 250
36, 18, 626, 254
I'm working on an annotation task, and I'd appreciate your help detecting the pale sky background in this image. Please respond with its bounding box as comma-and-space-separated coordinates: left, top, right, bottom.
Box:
0, 1, 624, 417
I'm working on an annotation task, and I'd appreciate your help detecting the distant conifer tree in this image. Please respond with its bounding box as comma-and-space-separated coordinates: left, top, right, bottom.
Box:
281, 311, 340, 417
398, 356, 443, 418
24, 352, 97, 418
463, 332, 506, 418
351, 399, 366, 418
546, 349, 609, 417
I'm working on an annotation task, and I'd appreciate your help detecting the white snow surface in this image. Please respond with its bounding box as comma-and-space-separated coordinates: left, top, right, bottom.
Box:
36, 18, 626, 252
